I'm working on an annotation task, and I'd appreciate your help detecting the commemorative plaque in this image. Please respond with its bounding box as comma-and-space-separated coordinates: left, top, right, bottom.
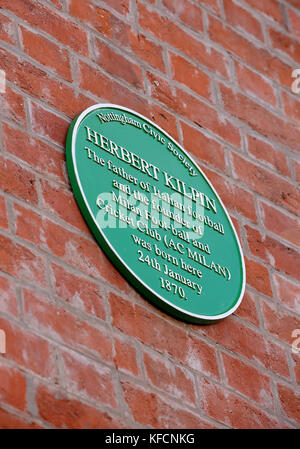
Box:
66, 104, 245, 323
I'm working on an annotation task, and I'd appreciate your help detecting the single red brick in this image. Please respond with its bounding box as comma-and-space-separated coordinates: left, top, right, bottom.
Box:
40, 179, 89, 233
0, 406, 42, 429
236, 63, 276, 106
222, 352, 273, 408
143, 350, 197, 405
113, 335, 139, 377
185, 334, 220, 379
181, 121, 226, 171
0, 196, 8, 230
50, 262, 106, 321
264, 339, 290, 380
1, 0, 89, 56
273, 273, 300, 314
61, 350, 118, 408
23, 288, 113, 362
241, 0, 284, 25
294, 159, 300, 183
0, 275, 18, 317
269, 28, 300, 63
0, 12, 16, 45
224, 0, 263, 41
0, 85, 26, 125
180, 2, 204, 31
0, 316, 55, 379
198, 377, 281, 428
0, 361, 26, 411
233, 290, 260, 327
147, 71, 176, 111
208, 15, 291, 89
29, 101, 69, 147
247, 135, 290, 178
259, 200, 300, 247
261, 300, 300, 345
231, 152, 300, 216
230, 216, 243, 243
19, 25, 72, 82
0, 154, 38, 205
244, 225, 269, 260
148, 103, 179, 141
163, 0, 204, 32
139, 2, 228, 78
170, 53, 212, 101
129, 30, 165, 72
69, 0, 130, 46
282, 91, 300, 125
292, 353, 300, 385
0, 234, 46, 287
122, 381, 213, 428
3, 123, 66, 183
277, 383, 300, 423
244, 256, 272, 296
93, 38, 144, 90
35, 383, 123, 428
288, 7, 300, 39
14, 203, 44, 247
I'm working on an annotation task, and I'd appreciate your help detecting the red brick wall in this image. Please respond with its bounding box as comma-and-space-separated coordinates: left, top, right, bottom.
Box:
0, 0, 299, 429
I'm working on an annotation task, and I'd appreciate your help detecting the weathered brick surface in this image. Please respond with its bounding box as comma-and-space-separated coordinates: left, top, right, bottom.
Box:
0, 0, 299, 429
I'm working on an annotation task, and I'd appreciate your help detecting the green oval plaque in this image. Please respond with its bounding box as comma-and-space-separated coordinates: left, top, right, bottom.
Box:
66, 104, 245, 323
